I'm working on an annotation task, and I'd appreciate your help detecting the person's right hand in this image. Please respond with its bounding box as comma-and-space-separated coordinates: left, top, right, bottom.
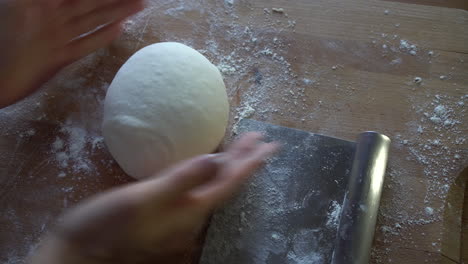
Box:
30, 133, 279, 264
0, 0, 144, 108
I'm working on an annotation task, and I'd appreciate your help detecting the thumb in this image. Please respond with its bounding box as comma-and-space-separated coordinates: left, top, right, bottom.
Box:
131, 154, 220, 204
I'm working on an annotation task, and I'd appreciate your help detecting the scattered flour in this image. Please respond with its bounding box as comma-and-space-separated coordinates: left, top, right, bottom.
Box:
201, 121, 352, 264
424, 207, 434, 216
232, 104, 256, 135
0, 1, 466, 264
326, 201, 342, 228
390, 58, 402, 65
272, 7, 285, 14
425, 104, 458, 127
379, 93, 467, 239
217, 63, 237, 75
235, 104, 256, 120
0, 74, 118, 263
50, 120, 106, 176
399, 39, 418, 55
129, 4, 467, 264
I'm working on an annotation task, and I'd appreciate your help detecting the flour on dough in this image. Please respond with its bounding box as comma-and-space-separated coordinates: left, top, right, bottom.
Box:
103, 42, 229, 179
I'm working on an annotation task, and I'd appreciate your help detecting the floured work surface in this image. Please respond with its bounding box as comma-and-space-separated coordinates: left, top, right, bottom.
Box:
200, 119, 355, 264
1, 0, 467, 263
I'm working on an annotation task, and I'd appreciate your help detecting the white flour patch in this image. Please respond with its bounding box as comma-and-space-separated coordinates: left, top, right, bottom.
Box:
326, 201, 342, 228
1, 1, 466, 264
399, 39, 418, 55
0, 75, 113, 262
50, 114, 107, 176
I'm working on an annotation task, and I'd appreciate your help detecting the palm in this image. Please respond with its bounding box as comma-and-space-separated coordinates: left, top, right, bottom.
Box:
0, 0, 144, 108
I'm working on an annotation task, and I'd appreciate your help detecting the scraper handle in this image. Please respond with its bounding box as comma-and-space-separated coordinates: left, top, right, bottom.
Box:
331, 132, 391, 264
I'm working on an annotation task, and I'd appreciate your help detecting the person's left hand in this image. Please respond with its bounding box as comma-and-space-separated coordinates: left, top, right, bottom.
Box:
30, 133, 279, 264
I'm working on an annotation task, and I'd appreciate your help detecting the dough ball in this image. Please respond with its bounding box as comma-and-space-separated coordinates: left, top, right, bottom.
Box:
103, 42, 229, 180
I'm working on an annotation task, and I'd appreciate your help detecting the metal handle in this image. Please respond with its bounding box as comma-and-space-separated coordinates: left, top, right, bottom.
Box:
331, 132, 391, 264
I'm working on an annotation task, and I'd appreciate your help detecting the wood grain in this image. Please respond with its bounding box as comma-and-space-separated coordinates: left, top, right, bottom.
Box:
0, 0, 467, 263
383, 0, 468, 11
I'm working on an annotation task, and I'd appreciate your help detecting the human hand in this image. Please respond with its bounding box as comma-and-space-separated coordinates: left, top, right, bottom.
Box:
0, 0, 144, 108
30, 133, 279, 264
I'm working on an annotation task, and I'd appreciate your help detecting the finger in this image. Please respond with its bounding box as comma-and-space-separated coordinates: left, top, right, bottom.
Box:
60, 0, 121, 22
226, 142, 279, 184
227, 132, 264, 159
192, 142, 279, 208
220, 142, 279, 192
130, 155, 220, 204
59, 21, 122, 64
70, 0, 119, 19
59, 0, 143, 44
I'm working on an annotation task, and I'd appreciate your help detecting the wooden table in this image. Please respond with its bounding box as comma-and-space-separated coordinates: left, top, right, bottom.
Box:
1, 0, 467, 263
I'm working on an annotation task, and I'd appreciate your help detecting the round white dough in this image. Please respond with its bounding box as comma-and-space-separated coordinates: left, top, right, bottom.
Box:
103, 42, 229, 179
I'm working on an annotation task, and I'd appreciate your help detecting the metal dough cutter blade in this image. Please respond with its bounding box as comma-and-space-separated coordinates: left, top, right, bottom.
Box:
199, 119, 390, 264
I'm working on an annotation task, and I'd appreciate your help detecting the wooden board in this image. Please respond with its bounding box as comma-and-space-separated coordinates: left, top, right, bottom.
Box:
0, 0, 467, 263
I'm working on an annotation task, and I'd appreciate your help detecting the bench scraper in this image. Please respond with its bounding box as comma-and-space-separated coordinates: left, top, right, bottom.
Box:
199, 119, 390, 264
